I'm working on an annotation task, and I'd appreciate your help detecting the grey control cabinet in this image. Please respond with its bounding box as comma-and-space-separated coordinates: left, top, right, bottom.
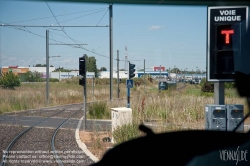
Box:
205, 104, 244, 132
205, 105, 227, 131
227, 104, 244, 132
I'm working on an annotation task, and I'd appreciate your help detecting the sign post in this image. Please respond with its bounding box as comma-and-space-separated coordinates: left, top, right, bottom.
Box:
126, 79, 133, 108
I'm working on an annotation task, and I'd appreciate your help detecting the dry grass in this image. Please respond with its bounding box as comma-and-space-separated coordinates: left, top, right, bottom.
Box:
80, 130, 113, 160
0, 78, 249, 153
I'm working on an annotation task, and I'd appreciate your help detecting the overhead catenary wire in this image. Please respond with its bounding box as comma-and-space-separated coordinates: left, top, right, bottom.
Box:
1, 25, 205, 64
1, 22, 111, 59
45, 0, 85, 49
52, 9, 108, 25
1, 26, 204, 68
0, 4, 112, 60
97, 8, 109, 26
5, 7, 108, 24
49, 33, 57, 43
49, 31, 89, 44
44, 1, 111, 59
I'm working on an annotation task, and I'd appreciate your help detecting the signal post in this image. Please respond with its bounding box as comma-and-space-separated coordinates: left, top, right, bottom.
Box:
126, 62, 136, 108
79, 54, 87, 130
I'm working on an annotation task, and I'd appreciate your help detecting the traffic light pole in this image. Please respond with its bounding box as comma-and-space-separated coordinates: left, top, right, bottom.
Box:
79, 54, 87, 130
127, 62, 130, 108
83, 55, 87, 131
127, 87, 130, 108
127, 61, 135, 108
127, 64, 130, 108
83, 80, 87, 130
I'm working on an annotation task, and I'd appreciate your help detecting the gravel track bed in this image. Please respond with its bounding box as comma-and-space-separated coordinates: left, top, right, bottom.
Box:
1, 107, 93, 166
70, 109, 84, 119
6, 109, 63, 118
4, 127, 56, 166
52, 109, 82, 119
55, 128, 94, 166
0, 125, 29, 160
5, 108, 83, 120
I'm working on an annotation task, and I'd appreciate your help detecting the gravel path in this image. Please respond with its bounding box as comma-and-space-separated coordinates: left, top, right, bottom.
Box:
1, 126, 94, 166
0, 125, 29, 160
55, 128, 94, 166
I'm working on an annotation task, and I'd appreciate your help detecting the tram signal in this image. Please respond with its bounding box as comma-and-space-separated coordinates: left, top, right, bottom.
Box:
207, 6, 248, 82
79, 56, 86, 76
129, 62, 136, 79
79, 54, 86, 87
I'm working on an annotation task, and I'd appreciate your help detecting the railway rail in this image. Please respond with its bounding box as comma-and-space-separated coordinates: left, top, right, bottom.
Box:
0, 105, 93, 166
0, 84, 188, 165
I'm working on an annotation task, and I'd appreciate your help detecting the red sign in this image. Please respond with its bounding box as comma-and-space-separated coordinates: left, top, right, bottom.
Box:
154, 66, 165, 71
221, 30, 234, 44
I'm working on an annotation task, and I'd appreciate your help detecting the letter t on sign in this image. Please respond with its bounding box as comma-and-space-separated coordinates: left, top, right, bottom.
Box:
221, 30, 234, 44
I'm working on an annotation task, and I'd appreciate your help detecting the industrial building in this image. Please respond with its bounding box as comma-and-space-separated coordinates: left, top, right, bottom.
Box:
1, 66, 94, 81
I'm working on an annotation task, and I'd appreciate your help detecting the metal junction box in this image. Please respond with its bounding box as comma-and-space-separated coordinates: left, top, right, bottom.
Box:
227, 104, 244, 132
205, 104, 244, 132
205, 105, 227, 131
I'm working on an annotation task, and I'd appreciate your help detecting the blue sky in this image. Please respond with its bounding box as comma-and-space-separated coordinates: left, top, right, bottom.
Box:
0, 1, 207, 72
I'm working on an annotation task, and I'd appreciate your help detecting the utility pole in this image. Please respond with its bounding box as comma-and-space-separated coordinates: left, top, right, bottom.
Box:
117, 50, 120, 98
125, 46, 128, 71
92, 75, 94, 102
109, 4, 113, 101
46, 30, 49, 106
144, 59, 145, 93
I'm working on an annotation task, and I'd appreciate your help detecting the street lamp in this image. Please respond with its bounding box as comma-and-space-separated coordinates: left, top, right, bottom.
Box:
46, 55, 60, 105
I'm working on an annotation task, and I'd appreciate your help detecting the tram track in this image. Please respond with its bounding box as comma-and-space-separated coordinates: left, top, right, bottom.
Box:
0, 105, 94, 166
0, 85, 187, 165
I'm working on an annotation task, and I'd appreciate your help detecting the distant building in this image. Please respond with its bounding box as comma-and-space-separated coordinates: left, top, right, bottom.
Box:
98, 70, 169, 79
2, 66, 30, 81
0, 66, 94, 81
29, 67, 55, 73
98, 71, 128, 79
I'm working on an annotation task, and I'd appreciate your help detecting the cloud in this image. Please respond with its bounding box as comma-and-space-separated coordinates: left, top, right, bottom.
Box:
149, 25, 165, 30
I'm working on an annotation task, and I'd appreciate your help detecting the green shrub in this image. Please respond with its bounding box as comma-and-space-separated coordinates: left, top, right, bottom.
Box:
23, 71, 43, 82
225, 82, 236, 89
112, 122, 141, 145
87, 101, 110, 119
0, 72, 21, 89
49, 78, 59, 82
201, 82, 214, 93
199, 78, 206, 87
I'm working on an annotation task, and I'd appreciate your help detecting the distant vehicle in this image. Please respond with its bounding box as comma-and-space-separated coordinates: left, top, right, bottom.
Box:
190, 78, 199, 84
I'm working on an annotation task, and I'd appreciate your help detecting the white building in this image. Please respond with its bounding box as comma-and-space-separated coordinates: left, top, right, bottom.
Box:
98, 71, 134, 79
29, 67, 95, 80
29, 67, 55, 73
50, 72, 94, 80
